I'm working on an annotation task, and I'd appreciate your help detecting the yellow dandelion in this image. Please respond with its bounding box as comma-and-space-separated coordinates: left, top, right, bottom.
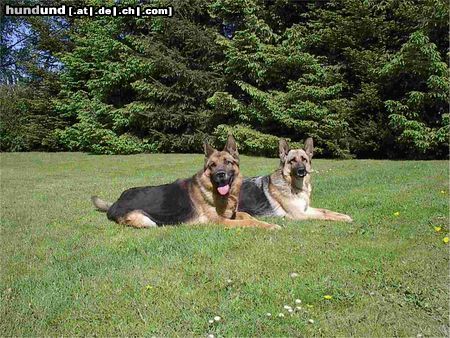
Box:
393, 212, 400, 216
443, 237, 449, 244
145, 284, 153, 290
440, 190, 446, 194
434, 226, 442, 232
324, 295, 333, 300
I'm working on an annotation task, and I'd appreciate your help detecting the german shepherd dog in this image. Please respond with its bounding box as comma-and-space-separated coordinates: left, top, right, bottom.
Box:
91, 135, 280, 230
238, 138, 353, 222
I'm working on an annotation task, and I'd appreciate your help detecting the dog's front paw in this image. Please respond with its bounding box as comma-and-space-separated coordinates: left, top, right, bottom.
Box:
268, 223, 282, 230
341, 214, 353, 222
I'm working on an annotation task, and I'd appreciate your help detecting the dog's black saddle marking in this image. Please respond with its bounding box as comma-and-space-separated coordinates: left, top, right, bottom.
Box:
107, 179, 195, 226
238, 176, 273, 216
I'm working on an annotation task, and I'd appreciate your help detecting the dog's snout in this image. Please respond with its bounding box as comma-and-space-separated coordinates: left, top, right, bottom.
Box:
296, 165, 306, 176
216, 171, 226, 179
213, 170, 228, 184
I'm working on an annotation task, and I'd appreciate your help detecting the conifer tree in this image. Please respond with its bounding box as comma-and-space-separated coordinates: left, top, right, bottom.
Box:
208, 0, 351, 157
55, 0, 225, 154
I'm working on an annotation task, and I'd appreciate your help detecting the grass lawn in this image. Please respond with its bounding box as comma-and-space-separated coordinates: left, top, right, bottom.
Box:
1, 152, 448, 336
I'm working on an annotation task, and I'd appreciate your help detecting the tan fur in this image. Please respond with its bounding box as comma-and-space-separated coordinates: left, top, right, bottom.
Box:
221, 211, 280, 230
101, 135, 281, 230
91, 196, 112, 212
189, 152, 280, 229
118, 210, 157, 228
269, 138, 352, 222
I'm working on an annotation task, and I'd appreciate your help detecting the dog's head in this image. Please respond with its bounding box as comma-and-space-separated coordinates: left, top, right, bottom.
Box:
279, 137, 314, 180
203, 135, 240, 196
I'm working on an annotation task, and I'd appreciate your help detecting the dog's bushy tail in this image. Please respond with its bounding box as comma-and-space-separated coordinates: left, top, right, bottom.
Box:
91, 196, 112, 212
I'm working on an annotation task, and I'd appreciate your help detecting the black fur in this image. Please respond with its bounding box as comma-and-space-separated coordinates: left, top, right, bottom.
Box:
107, 179, 195, 226
238, 176, 274, 216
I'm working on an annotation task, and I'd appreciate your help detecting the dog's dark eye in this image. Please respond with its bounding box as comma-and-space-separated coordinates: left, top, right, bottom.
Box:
209, 163, 217, 168
302, 156, 308, 162
225, 160, 232, 165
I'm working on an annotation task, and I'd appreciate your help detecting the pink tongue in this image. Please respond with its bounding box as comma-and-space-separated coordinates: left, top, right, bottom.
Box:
217, 184, 230, 196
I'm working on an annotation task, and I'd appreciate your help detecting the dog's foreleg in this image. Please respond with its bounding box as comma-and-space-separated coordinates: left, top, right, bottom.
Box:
219, 215, 281, 230
234, 211, 257, 220
302, 207, 353, 222
234, 211, 284, 229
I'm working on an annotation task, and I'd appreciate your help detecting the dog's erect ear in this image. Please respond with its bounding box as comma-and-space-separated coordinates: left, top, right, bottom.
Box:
204, 142, 216, 158
279, 138, 290, 163
304, 137, 314, 159
224, 134, 239, 160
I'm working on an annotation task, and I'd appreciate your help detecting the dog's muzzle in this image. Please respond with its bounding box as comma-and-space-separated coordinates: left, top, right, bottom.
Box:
213, 171, 228, 185
294, 165, 308, 178
212, 170, 234, 196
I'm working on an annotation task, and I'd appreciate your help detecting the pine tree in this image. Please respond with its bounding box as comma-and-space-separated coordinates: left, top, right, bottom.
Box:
208, 0, 351, 157
303, 0, 449, 158
55, 0, 225, 154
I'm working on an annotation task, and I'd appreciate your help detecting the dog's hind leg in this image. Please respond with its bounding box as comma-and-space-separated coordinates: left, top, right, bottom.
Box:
118, 210, 157, 228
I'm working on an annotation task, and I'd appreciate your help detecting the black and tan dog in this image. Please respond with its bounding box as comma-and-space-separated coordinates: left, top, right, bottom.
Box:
91, 135, 280, 230
239, 138, 353, 222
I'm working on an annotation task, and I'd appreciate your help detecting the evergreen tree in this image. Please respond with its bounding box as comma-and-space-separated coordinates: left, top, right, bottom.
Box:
208, 0, 351, 157
55, 0, 225, 154
303, 0, 449, 158
381, 31, 448, 157
1, 0, 447, 158
0, 9, 70, 151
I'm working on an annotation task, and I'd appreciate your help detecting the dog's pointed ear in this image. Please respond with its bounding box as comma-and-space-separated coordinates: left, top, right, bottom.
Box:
204, 142, 216, 158
224, 134, 239, 161
304, 137, 314, 159
279, 138, 290, 163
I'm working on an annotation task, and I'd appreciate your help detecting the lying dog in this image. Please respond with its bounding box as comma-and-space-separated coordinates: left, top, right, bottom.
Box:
238, 138, 353, 222
91, 135, 280, 229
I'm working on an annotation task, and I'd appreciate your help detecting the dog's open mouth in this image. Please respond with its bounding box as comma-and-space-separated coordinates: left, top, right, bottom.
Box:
217, 185, 230, 195
216, 176, 234, 196
292, 166, 309, 179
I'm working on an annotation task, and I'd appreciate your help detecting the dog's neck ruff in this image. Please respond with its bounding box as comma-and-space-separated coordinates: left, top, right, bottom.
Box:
194, 172, 214, 205
195, 171, 239, 220
292, 177, 305, 192
273, 169, 311, 198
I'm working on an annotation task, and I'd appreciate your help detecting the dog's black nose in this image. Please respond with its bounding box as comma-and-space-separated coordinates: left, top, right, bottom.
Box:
296, 166, 306, 176
216, 171, 226, 180
213, 171, 228, 185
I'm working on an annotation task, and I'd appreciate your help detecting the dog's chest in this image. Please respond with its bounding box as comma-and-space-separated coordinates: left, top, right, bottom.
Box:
267, 190, 310, 216
272, 188, 310, 217
285, 193, 309, 212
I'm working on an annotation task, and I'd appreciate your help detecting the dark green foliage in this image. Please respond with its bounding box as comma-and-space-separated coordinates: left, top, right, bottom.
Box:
1, 0, 448, 158
208, 0, 352, 157
0, 8, 72, 151
303, 0, 449, 158
53, 0, 225, 154
381, 31, 449, 157
214, 124, 302, 157
0, 84, 64, 151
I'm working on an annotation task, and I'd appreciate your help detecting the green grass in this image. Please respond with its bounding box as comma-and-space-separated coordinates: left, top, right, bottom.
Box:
1, 153, 448, 337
